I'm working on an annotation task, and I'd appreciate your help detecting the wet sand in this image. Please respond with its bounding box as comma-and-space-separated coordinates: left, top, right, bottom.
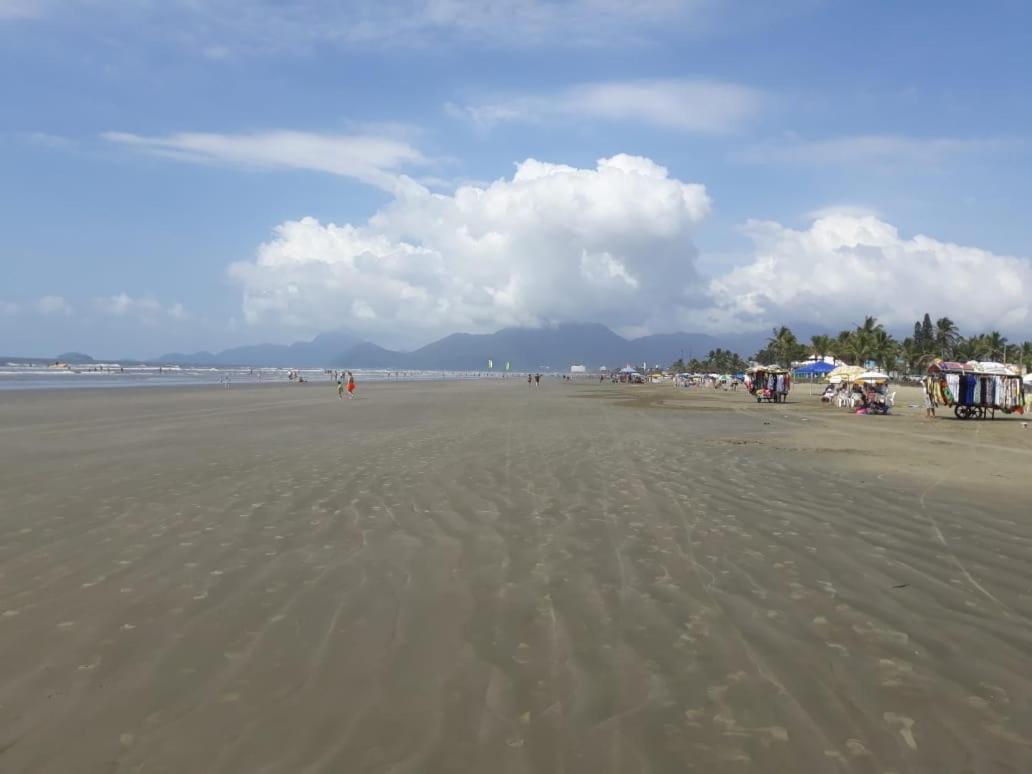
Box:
1, 379, 1031, 773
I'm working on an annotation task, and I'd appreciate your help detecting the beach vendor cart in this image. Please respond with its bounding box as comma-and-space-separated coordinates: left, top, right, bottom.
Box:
927, 360, 1025, 420
745, 366, 791, 403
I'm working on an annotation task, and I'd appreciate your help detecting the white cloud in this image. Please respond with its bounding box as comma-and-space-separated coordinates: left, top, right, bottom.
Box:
229, 154, 711, 344
37, 295, 71, 315
15, 131, 75, 150
450, 78, 764, 133
805, 204, 881, 221
94, 293, 189, 322
703, 214, 1032, 334
735, 134, 1012, 166
102, 130, 426, 191
7, 1, 718, 49
168, 302, 190, 320
0, 0, 43, 20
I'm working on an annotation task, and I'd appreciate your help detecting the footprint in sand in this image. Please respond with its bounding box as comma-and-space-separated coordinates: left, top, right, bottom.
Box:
883, 712, 917, 750
845, 738, 870, 756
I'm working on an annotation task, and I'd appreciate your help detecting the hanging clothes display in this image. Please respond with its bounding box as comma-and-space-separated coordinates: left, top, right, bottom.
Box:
927, 359, 1025, 419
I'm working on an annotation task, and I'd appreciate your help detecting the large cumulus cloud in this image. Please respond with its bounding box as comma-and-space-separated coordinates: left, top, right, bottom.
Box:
705, 214, 1031, 333
229, 155, 711, 344
230, 156, 1032, 344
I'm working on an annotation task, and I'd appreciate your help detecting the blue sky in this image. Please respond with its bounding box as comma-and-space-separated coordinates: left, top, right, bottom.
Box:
2, 0, 1030, 357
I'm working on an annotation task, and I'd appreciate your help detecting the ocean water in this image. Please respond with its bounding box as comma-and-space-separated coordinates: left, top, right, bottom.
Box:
0, 364, 510, 391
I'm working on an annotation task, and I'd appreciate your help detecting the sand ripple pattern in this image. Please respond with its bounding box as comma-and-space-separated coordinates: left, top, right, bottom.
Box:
0, 381, 1030, 773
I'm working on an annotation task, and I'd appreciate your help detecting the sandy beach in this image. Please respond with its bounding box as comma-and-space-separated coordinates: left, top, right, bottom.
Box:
1, 378, 1030, 773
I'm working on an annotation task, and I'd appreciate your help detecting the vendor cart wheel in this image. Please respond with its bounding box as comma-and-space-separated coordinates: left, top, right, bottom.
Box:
954, 405, 975, 420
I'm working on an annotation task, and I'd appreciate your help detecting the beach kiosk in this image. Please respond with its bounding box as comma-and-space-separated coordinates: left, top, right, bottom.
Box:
927, 360, 1024, 420
745, 366, 791, 403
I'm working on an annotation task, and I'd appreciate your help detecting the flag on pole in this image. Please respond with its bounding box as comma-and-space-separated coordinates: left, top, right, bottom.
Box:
505, 361, 510, 371
487, 358, 493, 369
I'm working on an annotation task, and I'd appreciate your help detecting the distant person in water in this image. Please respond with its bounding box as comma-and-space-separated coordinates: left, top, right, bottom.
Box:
346, 371, 356, 399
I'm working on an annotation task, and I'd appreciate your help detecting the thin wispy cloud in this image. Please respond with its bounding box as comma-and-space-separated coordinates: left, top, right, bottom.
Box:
1, 0, 718, 51
37, 295, 71, 316
734, 134, 1016, 166
102, 130, 427, 190
94, 293, 189, 322
0, 0, 43, 20
450, 78, 765, 133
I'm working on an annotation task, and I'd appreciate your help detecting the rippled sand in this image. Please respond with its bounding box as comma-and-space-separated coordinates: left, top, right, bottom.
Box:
1, 380, 1030, 773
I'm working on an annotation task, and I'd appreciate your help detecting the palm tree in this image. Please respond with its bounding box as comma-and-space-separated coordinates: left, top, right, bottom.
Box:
955, 335, 980, 362
898, 337, 919, 374
810, 334, 833, 363
848, 330, 874, 366
871, 329, 897, 373
983, 331, 1008, 361
834, 330, 854, 363
858, 316, 885, 336
1021, 341, 1032, 372
934, 317, 960, 359
767, 326, 799, 368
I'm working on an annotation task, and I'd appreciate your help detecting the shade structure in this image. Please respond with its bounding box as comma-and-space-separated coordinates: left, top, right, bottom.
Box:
827, 365, 865, 382
793, 361, 836, 376
857, 371, 889, 382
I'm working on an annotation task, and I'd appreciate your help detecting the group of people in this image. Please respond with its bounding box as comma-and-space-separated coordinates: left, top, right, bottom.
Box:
333, 370, 356, 400
820, 382, 890, 414
527, 373, 541, 386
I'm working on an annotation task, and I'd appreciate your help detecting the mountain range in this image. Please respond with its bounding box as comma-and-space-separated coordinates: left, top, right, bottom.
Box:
155, 323, 768, 371
158, 331, 363, 369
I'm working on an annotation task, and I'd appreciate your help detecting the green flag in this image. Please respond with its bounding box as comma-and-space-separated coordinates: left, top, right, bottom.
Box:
505, 361, 510, 371
487, 358, 493, 369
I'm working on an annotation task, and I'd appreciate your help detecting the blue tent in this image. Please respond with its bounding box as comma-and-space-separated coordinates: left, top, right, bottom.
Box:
794, 361, 836, 376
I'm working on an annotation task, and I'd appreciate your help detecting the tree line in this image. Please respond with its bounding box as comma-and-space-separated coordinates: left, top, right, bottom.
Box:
668, 348, 749, 375
752, 315, 1032, 373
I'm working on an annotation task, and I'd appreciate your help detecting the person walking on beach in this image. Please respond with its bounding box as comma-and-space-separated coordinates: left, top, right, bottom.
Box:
528, 374, 533, 387
534, 373, 541, 387
346, 371, 356, 399
922, 377, 936, 420
336, 374, 344, 400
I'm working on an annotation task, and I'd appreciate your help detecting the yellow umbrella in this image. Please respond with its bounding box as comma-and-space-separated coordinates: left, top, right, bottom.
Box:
827, 365, 864, 382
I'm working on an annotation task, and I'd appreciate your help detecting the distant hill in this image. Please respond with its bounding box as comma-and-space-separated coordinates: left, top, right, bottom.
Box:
56, 352, 96, 364
158, 330, 363, 367
333, 323, 769, 371
155, 323, 769, 371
